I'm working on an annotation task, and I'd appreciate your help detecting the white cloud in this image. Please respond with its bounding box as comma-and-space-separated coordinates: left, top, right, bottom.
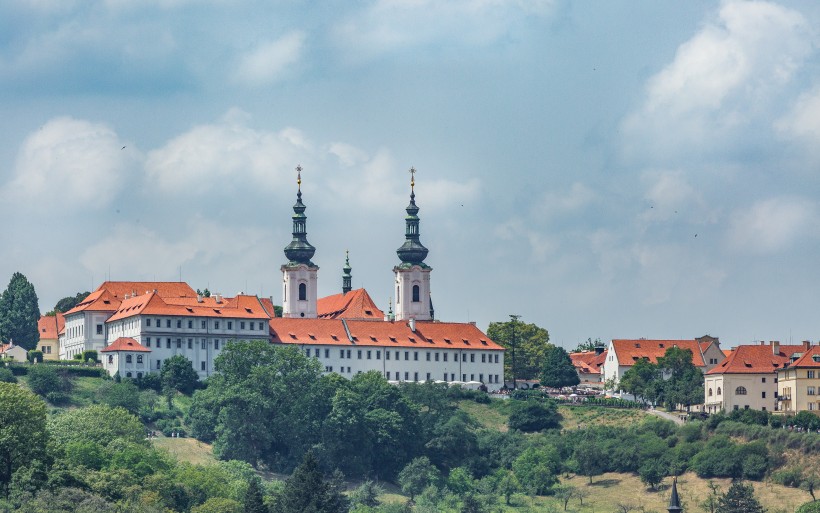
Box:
776, 85, 820, 145
3, 117, 134, 207
622, 0, 814, 159
144, 110, 310, 194
328, 142, 369, 167
334, 0, 555, 60
728, 196, 818, 253
531, 182, 595, 220
234, 32, 305, 87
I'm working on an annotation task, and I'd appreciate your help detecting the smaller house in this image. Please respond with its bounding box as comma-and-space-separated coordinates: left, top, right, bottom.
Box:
777, 343, 820, 415
0, 342, 28, 362
37, 314, 64, 361
602, 338, 713, 387
570, 348, 607, 387
101, 337, 151, 379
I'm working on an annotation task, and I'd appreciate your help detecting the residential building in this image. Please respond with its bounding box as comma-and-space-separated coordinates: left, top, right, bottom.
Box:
37, 313, 63, 360
569, 348, 607, 387
0, 342, 27, 361
777, 343, 820, 414
602, 337, 719, 387
704, 341, 810, 413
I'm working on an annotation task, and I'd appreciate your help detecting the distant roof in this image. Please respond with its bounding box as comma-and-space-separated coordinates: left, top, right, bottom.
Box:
570, 350, 607, 374
107, 291, 271, 322
63, 282, 198, 316
787, 345, 820, 368
706, 342, 810, 374
317, 288, 384, 320
270, 318, 504, 350
610, 339, 706, 367
38, 313, 64, 340
101, 337, 151, 353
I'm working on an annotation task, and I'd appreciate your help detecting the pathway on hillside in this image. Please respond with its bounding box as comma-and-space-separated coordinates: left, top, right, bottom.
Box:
647, 408, 685, 425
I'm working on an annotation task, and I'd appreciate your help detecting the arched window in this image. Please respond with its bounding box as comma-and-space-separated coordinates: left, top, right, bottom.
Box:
299, 283, 307, 301
412, 285, 420, 302
108, 355, 113, 364
735, 386, 747, 395
137, 355, 143, 364
708, 388, 713, 397
717, 387, 722, 395
126, 355, 132, 363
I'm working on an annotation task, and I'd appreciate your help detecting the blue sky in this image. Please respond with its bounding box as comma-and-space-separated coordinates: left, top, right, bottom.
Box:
2, 0, 820, 349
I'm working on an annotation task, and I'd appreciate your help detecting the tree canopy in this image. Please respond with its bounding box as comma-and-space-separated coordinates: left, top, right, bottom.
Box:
161, 354, 200, 395
717, 481, 765, 513
50, 291, 91, 315
274, 451, 348, 513
0, 272, 41, 350
486, 318, 550, 381
539, 345, 580, 388
0, 383, 49, 495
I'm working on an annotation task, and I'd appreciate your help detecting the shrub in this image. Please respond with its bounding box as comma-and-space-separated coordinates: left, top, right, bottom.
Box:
508, 400, 560, 432
0, 368, 17, 383
797, 501, 820, 513
27, 350, 43, 363
45, 392, 70, 405
27, 365, 69, 396
136, 372, 162, 391
81, 350, 98, 363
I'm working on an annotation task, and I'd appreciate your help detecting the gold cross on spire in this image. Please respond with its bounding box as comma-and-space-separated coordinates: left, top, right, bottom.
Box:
296, 165, 302, 191
409, 166, 416, 191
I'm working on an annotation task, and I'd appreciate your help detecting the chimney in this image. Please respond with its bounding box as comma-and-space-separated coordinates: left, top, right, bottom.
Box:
196, 294, 203, 303
215, 293, 222, 304
595, 345, 605, 355
409, 318, 416, 332
805, 340, 812, 350
760, 341, 765, 346
772, 340, 780, 355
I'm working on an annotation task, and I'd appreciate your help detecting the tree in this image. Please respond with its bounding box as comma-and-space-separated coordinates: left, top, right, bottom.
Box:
540, 346, 580, 388
486, 319, 550, 381
638, 460, 666, 490
496, 471, 520, 505
619, 358, 660, 404
716, 481, 764, 513
574, 436, 605, 484
508, 399, 560, 432
398, 456, 440, 501
98, 380, 141, 416
243, 476, 266, 513
700, 480, 722, 513
26, 364, 69, 397
0, 383, 49, 495
161, 355, 199, 395
797, 501, 820, 513
554, 485, 576, 511
350, 480, 384, 508
658, 346, 704, 410
48, 405, 145, 446
574, 338, 603, 352
192, 497, 242, 513
512, 446, 560, 495
52, 292, 91, 314
803, 471, 820, 502
275, 451, 349, 513
0, 272, 41, 350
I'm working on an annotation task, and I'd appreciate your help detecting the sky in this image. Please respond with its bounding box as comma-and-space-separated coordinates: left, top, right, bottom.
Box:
2, 0, 820, 350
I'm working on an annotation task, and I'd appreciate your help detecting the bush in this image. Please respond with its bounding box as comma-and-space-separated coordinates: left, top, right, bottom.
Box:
81, 350, 98, 363
797, 501, 820, 513
136, 372, 162, 392
45, 392, 70, 405
508, 400, 560, 432
27, 365, 70, 396
0, 368, 17, 383
27, 350, 43, 363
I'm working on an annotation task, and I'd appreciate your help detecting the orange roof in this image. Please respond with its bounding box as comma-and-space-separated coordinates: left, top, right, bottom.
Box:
259, 297, 278, 317
318, 288, 384, 320
95, 281, 197, 299
101, 337, 151, 353
37, 313, 64, 340
64, 289, 120, 315
571, 350, 607, 374
611, 339, 706, 367
706, 343, 810, 375
787, 345, 820, 368
107, 291, 271, 322
270, 318, 504, 351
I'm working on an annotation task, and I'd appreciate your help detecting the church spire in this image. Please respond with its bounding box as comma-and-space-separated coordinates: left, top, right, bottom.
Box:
667, 476, 682, 513
342, 250, 352, 294
396, 167, 429, 266
283, 166, 316, 265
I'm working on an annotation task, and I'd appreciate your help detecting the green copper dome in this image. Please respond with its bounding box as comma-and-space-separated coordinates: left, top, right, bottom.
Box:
396, 186, 429, 266
284, 169, 316, 265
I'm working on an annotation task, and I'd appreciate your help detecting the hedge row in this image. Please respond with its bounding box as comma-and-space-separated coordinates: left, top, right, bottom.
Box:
3, 363, 107, 378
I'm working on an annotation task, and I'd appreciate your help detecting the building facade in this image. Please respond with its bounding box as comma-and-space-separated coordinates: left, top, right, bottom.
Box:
777, 344, 820, 414
37, 313, 63, 361
602, 338, 716, 387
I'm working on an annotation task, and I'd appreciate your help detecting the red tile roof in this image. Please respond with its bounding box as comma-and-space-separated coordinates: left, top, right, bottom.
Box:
101, 337, 151, 353
571, 350, 607, 374
107, 292, 271, 322
259, 297, 278, 317
778, 344, 820, 369
317, 288, 384, 320
611, 339, 706, 367
37, 313, 64, 339
269, 318, 504, 350
706, 343, 810, 375
64, 289, 120, 315
95, 281, 197, 299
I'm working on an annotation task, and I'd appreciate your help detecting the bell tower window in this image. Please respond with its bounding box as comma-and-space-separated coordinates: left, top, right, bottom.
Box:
299, 283, 307, 301
412, 285, 420, 302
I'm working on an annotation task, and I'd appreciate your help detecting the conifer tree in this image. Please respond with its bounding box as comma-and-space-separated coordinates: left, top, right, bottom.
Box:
243, 476, 266, 513
275, 451, 349, 513
0, 272, 41, 350
717, 481, 764, 513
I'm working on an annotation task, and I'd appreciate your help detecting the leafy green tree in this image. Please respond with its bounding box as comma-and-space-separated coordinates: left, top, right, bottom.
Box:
512, 446, 560, 495
638, 459, 666, 490
398, 456, 440, 501
98, 380, 141, 415
797, 501, 820, 513
486, 318, 550, 381
27, 349, 43, 363
700, 480, 721, 513
574, 338, 603, 352
0, 272, 41, 350
508, 399, 560, 432
48, 405, 145, 446
496, 471, 521, 505
192, 497, 243, 513
0, 368, 16, 383
161, 354, 199, 395
0, 383, 49, 495
801, 471, 820, 502
16, 487, 115, 513
275, 451, 349, 513
716, 481, 764, 513
26, 364, 69, 396
574, 436, 605, 484
619, 358, 660, 404
52, 292, 91, 314
243, 476, 266, 513
539, 345, 580, 388
657, 346, 703, 410
350, 480, 384, 508
554, 484, 576, 511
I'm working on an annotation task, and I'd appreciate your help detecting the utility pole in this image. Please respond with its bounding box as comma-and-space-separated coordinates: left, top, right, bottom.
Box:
509, 314, 520, 390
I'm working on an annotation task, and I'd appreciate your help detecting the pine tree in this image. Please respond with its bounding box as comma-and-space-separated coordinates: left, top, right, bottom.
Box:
717, 481, 764, 513
0, 272, 41, 350
243, 476, 267, 513
275, 451, 349, 513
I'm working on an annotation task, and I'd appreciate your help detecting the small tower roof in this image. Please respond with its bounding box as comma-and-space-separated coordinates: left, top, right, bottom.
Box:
396, 167, 430, 268
667, 476, 683, 513
342, 251, 352, 294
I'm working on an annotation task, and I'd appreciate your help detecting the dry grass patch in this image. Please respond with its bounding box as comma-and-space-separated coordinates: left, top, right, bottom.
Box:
152, 436, 216, 466
458, 400, 509, 432
558, 405, 648, 430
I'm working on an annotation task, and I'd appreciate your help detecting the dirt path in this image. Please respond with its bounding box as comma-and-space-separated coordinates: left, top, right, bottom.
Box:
646, 408, 685, 425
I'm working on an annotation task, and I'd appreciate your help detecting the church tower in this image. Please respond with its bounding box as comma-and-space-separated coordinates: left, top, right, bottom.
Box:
342, 251, 352, 294
281, 166, 319, 318
394, 168, 433, 321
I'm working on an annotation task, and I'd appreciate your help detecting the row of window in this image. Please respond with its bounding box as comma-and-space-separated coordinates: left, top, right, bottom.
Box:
320, 366, 500, 385
143, 337, 221, 351
308, 347, 500, 364
144, 318, 264, 331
